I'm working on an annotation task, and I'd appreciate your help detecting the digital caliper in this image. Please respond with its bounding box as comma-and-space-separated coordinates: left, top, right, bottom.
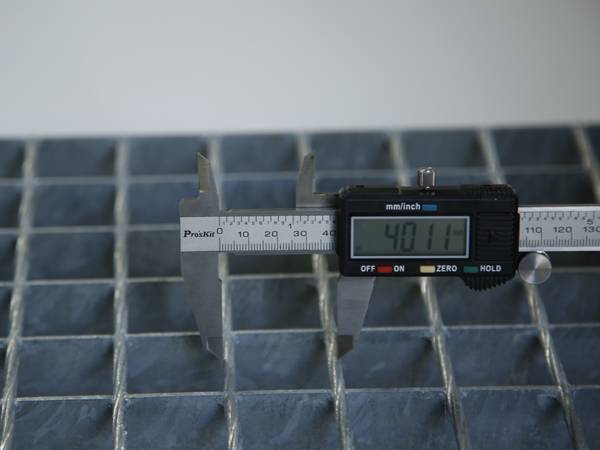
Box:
180, 155, 600, 359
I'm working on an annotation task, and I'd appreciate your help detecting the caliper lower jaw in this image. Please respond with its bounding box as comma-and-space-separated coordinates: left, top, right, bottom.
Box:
295, 154, 374, 357
180, 250, 223, 359
180, 154, 224, 360
335, 277, 376, 356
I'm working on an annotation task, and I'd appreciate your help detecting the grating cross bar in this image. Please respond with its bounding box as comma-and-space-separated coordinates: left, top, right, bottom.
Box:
480, 128, 590, 450
209, 137, 241, 450
112, 140, 130, 450
0, 141, 37, 450
298, 135, 356, 450
391, 132, 473, 450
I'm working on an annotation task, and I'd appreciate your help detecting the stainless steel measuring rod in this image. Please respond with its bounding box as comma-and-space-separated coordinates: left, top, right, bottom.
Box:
180, 154, 600, 359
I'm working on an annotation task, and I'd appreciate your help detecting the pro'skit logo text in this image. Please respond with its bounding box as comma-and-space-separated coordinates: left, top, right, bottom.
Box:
183, 229, 215, 238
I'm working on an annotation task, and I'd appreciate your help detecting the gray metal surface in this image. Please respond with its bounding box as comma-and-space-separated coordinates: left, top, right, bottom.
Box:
518, 252, 552, 285
0, 127, 598, 449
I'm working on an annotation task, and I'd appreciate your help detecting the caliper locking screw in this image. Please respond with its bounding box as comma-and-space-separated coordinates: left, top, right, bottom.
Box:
417, 167, 436, 190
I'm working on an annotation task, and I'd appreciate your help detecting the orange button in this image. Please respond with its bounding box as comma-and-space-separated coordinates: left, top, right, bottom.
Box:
377, 265, 393, 274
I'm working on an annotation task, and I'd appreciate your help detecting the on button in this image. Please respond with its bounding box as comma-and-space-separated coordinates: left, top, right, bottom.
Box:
377, 266, 393, 274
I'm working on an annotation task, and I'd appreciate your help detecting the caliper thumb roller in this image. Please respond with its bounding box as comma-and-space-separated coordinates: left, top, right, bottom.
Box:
180, 154, 599, 359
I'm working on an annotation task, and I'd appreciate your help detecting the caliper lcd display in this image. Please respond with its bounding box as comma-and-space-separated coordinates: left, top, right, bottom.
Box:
351, 216, 469, 259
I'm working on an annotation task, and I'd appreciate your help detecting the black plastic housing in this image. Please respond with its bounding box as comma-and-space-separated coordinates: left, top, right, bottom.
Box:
336, 184, 519, 290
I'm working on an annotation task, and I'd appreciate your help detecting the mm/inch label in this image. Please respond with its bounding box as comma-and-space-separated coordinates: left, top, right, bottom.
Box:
519, 206, 600, 251
180, 214, 336, 253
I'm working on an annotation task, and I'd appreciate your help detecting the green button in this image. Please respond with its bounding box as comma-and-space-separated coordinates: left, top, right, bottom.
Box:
463, 266, 479, 273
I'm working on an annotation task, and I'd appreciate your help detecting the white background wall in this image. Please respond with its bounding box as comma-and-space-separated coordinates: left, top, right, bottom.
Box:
1, 0, 599, 136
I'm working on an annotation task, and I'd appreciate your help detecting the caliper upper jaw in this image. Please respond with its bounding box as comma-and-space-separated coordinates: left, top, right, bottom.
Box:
296, 154, 336, 208
180, 154, 224, 360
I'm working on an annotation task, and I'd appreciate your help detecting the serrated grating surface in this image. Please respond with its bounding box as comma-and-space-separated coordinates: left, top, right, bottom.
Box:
0, 126, 598, 450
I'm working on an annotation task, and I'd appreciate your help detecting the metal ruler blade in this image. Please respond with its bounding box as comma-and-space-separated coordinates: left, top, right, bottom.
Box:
518, 205, 600, 252
180, 209, 336, 254
180, 206, 600, 254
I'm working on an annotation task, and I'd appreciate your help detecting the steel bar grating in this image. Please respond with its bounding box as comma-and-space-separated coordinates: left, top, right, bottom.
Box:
0, 126, 598, 449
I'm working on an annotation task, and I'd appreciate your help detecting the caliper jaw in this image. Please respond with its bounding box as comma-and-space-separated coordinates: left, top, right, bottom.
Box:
295, 154, 336, 208
296, 154, 374, 357
335, 276, 376, 356
180, 154, 224, 359
181, 153, 378, 360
